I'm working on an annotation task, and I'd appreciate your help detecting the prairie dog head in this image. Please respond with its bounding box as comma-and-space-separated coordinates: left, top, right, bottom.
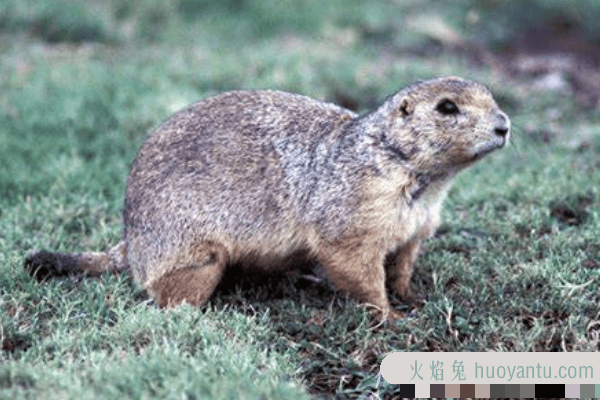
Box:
380, 77, 510, 173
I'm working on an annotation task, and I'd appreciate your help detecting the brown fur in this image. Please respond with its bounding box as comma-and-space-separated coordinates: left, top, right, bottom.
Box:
24, 77, 510, 319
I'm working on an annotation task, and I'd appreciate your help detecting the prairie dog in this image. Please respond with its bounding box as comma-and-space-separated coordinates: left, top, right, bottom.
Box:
25, 77, 510, 319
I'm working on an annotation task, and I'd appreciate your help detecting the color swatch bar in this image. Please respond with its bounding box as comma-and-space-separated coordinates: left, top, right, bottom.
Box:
391, 383, 600, 398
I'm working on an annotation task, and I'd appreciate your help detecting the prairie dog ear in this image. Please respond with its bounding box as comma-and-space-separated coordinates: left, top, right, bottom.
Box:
399, 97, 413, 117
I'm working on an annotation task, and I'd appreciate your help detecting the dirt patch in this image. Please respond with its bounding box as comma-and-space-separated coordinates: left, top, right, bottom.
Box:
1, 336, 31, 354
550, 202, 589, 226
494, 21, 600, 108
549, 193, 594, 226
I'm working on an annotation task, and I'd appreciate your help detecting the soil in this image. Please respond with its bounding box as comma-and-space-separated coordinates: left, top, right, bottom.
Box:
491, 21, 600, 108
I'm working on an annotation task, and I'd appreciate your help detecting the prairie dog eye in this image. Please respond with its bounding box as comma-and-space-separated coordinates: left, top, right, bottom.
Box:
436, 99, 459, 115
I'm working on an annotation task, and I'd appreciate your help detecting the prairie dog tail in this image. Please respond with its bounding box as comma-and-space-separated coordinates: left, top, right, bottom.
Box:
24, 241, 128, 281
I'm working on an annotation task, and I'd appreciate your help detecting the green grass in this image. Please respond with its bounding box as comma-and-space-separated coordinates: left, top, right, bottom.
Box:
1, 0, 600, 398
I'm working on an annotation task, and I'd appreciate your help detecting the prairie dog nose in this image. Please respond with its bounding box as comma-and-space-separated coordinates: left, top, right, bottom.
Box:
494, 112, 510, 138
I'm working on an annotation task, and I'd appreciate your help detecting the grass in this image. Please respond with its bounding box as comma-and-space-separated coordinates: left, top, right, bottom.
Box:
1, 0, 600, 398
